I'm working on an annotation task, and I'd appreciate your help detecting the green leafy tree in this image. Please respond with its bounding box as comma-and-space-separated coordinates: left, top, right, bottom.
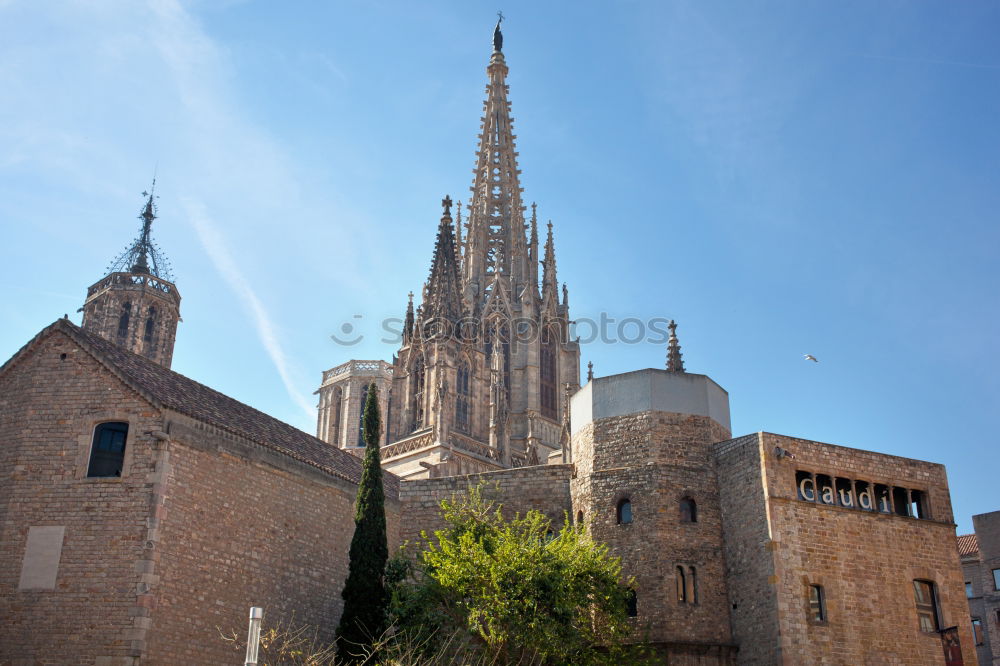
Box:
387, 486, 639, 665
336, 382, 388, 661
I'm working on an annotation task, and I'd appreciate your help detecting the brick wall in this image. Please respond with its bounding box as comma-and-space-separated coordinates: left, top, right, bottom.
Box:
717, 432, 977, 665
398, 464, 573, 548
0, 331, 161, 664
0, 330, 401, 664
145, 414, 400, 663
973, 511, 1000, 665
572, 410, 735, 660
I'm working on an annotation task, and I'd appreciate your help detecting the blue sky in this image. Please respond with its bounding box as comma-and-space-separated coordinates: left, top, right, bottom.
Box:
1, 1, 997, 532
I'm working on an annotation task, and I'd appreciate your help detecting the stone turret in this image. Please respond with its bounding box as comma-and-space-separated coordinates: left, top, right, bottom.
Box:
80, 181, 181, 368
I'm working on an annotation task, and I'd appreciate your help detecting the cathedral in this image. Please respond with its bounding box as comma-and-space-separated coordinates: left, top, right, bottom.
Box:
0, 19, 981, 666
316, 20, 579, 479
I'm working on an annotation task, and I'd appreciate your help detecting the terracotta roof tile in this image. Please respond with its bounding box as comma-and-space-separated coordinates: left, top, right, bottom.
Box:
957, 533, 978, 556
29, 320, 398, 497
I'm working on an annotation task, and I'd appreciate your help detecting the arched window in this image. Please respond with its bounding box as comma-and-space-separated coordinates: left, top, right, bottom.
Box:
625, 589, 638, 618
143, 306, 156, 343
484, 321, 510, 399
677, 565, 697, 604
357, 383, 370, 447
329, 387, 342, 446
680, 497, 697, 523
456, 361, 471, 433
87, 421, 129, 478
411, 358, 425, 431
576, 510, 584, 525
540, 326, 558, 420
616, 498, 632, 525
117, 302, 131, 338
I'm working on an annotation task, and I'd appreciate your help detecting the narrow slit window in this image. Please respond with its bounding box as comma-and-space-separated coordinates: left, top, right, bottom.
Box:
687, 566, 698, 604
680, 497, 697, 523
616, 498, 632, 525
972, 618, 984, 645
966, 581, 973, 598
676, 566, 687, 603
808, 584, 826, 622
913, 579, 940, 633
625, 589, 638, 617
87, 422, 129, 478
874, 484, 892, 513
993, 568, 1000, 591
910, 489, 927, 519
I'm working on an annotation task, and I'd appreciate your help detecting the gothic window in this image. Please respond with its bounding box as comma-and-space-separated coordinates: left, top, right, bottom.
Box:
808, 584, 826, 622
329, 387, 342, 446
913, 580, 940, 633
485, 322, 511, 398
680, 497, 697, 523
540, 326, 557, 420
142, 306, 157, 355
616, 498, 632, 525
676, 566, 687, 602
687, 566, 698, 604
357, 383, 369, 447
456, 361, 471, 433
117, 302, 131, 338
625, 589, 638, 618
87, 422, 129, 478
677, 565, 697, 604
411, 358, 425, 431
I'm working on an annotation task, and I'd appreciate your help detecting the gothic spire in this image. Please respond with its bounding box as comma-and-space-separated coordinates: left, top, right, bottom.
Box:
464, 18, 529, 305
454, 200, 464, 268
666, 320, 685, 373
423, 196, 464, 323
529, 202, 539, 292
542, 221, 558, 303
107, 179, 173, 280
403, 291, 415, 344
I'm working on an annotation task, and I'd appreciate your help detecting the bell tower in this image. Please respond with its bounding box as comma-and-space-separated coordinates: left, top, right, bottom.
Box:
80, 181, 181, 368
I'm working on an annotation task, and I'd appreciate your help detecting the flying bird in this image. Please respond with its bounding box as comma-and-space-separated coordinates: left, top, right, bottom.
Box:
804, 354, 818, 363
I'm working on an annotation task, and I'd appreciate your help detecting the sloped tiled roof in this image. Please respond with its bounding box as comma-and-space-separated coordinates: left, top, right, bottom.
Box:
4, 319, 398, 497
957, 534, 979, 556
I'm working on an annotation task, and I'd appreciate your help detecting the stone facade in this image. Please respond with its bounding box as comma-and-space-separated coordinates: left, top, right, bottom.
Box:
0, 321, 400, 665
315, 360, 392, 449
960, 511, 1000, 665
319, 26, 580, 480
716, 432, 976, 665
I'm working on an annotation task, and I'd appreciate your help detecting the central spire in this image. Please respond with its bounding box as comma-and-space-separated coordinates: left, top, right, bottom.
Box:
107, 179, 173, 280
463, 17, 529, 309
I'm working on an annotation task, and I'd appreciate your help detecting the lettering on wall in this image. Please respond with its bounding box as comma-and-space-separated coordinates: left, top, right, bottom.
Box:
795, 471, 930, 519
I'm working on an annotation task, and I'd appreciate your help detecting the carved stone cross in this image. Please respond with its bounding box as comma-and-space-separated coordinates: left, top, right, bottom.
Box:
441, 195, 453, 215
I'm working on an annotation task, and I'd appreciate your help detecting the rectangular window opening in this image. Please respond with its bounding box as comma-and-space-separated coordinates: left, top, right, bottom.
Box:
874, 484, 892, 514
835, 478, 854, 508
966, 581, 974, 598
972, 618, 984, 646
808, 584, 826, 623
909, 489, 927, 519
913, 579, 940, 633
816, 475, 835, 505
87, 421, 129, 478
796, 471, 816, 502
993, 568, 1000, 591
855, 480, 873, 511
892, 487, 910, 517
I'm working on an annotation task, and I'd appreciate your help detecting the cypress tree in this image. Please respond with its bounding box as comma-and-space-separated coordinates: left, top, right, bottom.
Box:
335, 381, 389, 661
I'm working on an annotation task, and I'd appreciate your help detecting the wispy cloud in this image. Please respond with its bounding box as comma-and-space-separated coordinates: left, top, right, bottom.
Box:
185, 199, 315, 420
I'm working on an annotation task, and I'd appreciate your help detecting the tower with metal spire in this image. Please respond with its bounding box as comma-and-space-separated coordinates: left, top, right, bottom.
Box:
80, 181, 181, 368
666, 320, 685, 373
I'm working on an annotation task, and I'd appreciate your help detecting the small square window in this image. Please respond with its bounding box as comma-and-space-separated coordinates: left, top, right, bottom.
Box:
87, 422, 129, 478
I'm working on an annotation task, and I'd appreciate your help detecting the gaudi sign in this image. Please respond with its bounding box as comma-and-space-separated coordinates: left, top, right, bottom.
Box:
795, 470, 929, 519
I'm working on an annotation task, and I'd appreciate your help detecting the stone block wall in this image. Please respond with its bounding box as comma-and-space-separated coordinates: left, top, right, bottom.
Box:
572, 410, 735, 656
144, 414, 401, 664
398, 464, 573, 548
717, 432, 977, 665
973, 511, 1000, 665
0, 331, 163, 664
